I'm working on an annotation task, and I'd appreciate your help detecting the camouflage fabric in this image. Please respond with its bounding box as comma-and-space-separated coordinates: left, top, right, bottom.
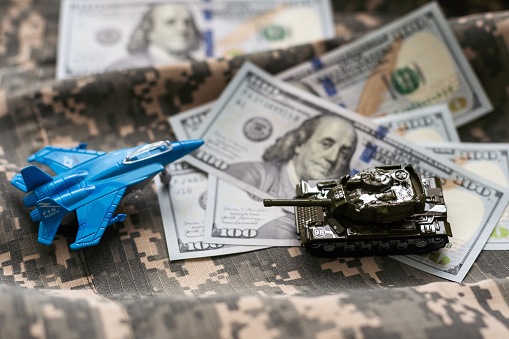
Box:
1, 0, 509, 337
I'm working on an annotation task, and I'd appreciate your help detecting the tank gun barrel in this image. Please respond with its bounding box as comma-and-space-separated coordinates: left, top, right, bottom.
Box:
263, 198, 332, 207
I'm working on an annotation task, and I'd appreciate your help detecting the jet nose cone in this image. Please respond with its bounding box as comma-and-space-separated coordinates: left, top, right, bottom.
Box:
179, 139, 204, 156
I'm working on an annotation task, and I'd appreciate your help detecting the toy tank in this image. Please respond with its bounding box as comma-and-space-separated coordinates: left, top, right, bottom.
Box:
263, 164, 452, 256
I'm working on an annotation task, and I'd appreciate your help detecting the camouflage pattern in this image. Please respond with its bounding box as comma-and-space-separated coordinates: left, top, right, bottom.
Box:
1, 0, 509, 337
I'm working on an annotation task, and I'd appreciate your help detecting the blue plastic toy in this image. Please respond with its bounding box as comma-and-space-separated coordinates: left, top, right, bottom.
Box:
11, 139, 204, 249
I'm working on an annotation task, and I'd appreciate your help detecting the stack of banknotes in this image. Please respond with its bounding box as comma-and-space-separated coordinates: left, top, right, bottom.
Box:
58, 1, 509, 282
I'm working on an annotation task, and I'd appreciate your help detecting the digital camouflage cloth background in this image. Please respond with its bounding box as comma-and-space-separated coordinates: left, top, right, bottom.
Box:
1, 0, 509, 338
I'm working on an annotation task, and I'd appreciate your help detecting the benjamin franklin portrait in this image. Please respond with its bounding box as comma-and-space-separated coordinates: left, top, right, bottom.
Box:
108, 4, 202, 71
226, 113, 358, 239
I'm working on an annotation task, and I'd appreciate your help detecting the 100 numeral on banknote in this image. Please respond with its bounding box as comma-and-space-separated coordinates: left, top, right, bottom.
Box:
155, 161, 267, 260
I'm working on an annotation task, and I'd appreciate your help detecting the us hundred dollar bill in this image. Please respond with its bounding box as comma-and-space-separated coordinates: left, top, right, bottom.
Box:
57, 0, 334, 78
172, 62, 509, 282
373, 104, 460, 142
420, 142, 509, 251
169, 103, 299, 246
155, 160, 267, 260
278, 2, 492, 127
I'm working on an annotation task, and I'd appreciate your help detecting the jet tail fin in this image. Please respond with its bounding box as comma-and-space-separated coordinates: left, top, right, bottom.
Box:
36, 197, 70, 245
19, 165, 53, 192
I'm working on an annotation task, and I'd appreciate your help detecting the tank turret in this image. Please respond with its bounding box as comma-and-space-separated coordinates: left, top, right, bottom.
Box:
263, 164, 452, 256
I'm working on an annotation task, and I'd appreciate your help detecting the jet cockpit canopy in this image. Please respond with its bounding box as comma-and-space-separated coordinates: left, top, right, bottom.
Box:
124, 140, 173, 163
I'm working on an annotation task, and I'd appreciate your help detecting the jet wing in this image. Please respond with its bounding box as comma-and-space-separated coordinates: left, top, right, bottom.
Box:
28, 143, 106, 174
71, 188, 127, 250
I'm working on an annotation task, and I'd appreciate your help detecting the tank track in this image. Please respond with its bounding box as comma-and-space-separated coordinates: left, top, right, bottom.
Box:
304, 234, 449, 257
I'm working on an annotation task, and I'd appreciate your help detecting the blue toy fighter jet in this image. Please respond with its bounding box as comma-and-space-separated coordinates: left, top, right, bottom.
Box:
11, 140, 204, 249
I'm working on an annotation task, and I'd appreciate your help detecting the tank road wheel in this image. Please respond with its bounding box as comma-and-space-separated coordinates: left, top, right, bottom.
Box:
361, 242, 372, 251
415, 239, 428, 248
432, 237, 445, 244
344, 244, 355, 252
379, 242, 390, 250
397, 241, 408, 250
310, 243, 322, 249
322, 243, 336, 252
